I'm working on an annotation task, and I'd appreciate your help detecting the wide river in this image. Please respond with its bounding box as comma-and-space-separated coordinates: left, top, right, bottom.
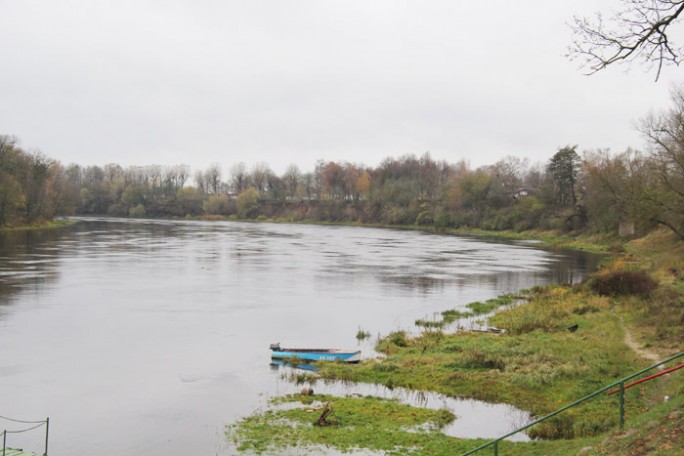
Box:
0, 218, 600, 455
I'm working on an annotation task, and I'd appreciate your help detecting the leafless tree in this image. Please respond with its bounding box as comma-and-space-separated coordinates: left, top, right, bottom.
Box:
194, 170, 207, 194
569, 0, 684, 80
637, 87, 684, 238
230, 162, 249, 194
176, 165, 190, 189
205, 163, 222, 195
194, 164, 222, 195
282, 164, 301, 199
300, 172, 316, 200
251, 162, 272, 193
162, 165, 189, 192
103, 163, 124, 184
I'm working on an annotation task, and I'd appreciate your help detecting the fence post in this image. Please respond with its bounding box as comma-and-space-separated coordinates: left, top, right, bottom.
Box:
619, 382, 625, 430
3, 429, 6, 456
493, 440, 498, 456
44, 417, 49, 456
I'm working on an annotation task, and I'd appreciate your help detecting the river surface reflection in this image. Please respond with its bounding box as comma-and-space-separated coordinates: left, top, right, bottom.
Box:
0, 218, 601, 455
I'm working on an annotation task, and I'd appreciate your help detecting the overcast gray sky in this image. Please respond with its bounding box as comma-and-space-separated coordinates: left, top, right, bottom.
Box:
1, 0, 681, 175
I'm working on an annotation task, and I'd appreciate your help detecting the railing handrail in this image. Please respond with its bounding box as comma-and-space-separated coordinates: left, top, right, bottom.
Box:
1, 415, 49, 456
462, 351, 684, 455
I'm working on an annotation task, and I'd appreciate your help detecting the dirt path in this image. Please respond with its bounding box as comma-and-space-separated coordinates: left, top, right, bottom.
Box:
620, 316, 663, 366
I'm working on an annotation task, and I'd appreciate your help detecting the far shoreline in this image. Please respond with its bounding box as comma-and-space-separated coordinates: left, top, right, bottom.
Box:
60, 213, 615, 254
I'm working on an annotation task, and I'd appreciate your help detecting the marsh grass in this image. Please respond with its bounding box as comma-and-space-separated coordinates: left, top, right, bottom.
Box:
280, 369, 318, 386
320, 284, 648, 439
441, 308, 472, 322
466, 295, 515, 315
415, 295, 517, 330
228, 394, 464, 455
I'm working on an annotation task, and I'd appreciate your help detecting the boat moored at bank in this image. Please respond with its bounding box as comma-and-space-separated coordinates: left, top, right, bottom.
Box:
269, 343, 361, 363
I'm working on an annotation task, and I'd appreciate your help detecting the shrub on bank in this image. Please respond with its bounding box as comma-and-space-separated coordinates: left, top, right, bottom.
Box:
590, 269, 658, 297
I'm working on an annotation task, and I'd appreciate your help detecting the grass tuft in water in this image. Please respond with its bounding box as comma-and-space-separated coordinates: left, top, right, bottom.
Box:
355, 327, 371, 340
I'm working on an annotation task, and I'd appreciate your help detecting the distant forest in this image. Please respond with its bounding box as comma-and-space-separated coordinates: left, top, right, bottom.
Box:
2, 93, 684, 240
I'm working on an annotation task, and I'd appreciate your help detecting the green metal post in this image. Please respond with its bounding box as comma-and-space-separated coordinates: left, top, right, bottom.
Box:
619, 382, 625, 430
3, 429, 6, 456
44, 417, 49, 456
462, 351, 684, 456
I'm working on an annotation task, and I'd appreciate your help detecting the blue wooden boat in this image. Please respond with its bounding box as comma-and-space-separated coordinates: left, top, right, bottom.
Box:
269, 343, 361, 363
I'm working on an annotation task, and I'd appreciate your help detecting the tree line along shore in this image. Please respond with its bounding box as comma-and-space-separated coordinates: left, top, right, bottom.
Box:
1, 90, 684, 241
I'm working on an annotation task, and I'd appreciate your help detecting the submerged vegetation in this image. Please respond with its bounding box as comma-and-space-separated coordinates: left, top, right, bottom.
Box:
230, 229, 684, 455
355, 327, 371, 341
416, 295, 516, 329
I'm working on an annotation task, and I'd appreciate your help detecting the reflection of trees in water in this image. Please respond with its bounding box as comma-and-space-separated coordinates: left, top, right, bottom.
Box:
0, 228, 67, 308
382, 275, 448, 293
0, 219, 604, 312
376, 249, 601, 295
541, 249, 603, 285
0, 218, 260, 307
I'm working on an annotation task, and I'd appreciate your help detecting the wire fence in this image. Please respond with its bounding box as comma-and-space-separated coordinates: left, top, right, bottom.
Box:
1, 415, 49, 456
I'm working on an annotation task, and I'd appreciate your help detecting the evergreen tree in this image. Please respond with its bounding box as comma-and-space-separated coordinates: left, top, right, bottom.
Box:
548, 146, 581, 207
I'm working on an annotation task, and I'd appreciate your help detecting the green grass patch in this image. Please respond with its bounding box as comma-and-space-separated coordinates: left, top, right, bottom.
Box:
228, 394, 467, 455
320, 285, 650, 438
415, 318, 447, 329
466, 295, 515, 316
441, 308, 472, 322
0, 219, 75, 232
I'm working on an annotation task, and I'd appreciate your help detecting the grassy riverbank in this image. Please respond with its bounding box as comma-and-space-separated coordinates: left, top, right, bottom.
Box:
0, 219, 75, 232
228, 227, 683, 455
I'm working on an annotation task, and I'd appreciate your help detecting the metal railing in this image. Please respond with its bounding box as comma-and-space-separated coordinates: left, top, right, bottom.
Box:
1, 415, 49, 456
463, 351, 684, 455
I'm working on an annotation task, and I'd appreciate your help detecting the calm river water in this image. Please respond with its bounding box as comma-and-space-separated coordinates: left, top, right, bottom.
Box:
0, 218, 600, 455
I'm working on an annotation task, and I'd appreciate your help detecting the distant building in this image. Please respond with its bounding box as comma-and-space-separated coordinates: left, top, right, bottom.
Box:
513, 187, 534, 199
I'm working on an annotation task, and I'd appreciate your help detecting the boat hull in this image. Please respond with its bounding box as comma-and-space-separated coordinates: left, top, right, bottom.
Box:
270, 347, 361, 363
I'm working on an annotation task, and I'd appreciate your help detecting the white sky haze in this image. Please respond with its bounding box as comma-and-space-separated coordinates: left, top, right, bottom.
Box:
1, 0, 681, 174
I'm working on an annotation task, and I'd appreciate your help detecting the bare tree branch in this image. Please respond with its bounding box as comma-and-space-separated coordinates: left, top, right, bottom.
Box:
568, 0, 684, 80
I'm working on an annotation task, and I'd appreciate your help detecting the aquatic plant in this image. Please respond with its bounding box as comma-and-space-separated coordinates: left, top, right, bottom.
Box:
355, 327, 371, 340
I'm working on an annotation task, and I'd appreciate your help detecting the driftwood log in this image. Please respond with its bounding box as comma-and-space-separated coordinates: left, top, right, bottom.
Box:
315, 402, 334, 426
